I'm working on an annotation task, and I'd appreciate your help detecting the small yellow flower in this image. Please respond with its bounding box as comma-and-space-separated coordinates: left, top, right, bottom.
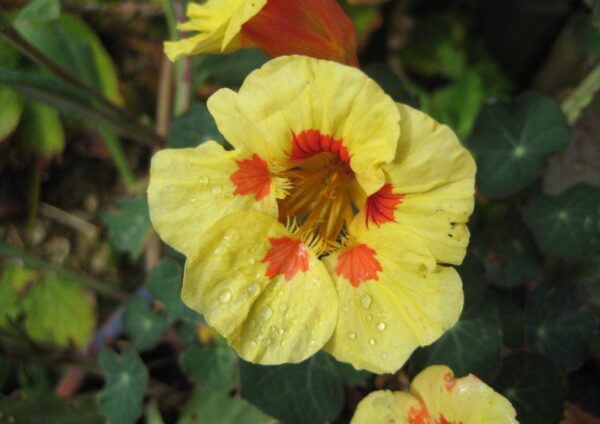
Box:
164, 0, 359, 66
351, 365, 518, 424
148, 56, 475, 372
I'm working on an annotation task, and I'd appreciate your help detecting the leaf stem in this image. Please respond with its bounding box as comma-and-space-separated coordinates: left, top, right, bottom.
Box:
97, 126, 136, 190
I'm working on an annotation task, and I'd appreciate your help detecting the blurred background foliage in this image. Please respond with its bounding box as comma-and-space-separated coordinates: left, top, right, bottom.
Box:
0, 0, 599, 423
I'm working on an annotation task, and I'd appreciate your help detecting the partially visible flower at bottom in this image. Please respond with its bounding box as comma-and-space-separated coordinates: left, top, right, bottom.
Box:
351, 365, 519, 424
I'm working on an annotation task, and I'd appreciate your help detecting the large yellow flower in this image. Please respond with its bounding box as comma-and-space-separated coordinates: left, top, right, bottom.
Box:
351, 365, 518, 424
147, 56, 475, 372
165, 0, 358, 66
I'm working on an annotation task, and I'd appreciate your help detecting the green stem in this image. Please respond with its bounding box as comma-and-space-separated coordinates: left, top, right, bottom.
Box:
97, 126, 136, 190
562, 64, 600, 124
163, 0, 191, 116
0, 242, 129, 301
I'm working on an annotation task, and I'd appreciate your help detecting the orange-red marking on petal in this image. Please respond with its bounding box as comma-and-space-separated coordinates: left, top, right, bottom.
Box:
407, 404, 432, 424
291, 130, 350, 162
262, 237, 309, 281
439, 415, 461, 424
443, 371, 457, 391
230, 154, 270, 200
335, 244, 382, 287
365, 184, 404, 227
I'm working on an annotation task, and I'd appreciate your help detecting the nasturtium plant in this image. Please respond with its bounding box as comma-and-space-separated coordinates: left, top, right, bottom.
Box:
468, 93, 571, 198
123, 297, 169, 352
102, 196, 153, 260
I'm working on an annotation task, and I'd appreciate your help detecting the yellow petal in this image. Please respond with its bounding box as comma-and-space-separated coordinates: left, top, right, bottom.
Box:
164, 0, 266, 61
207, 55, 400, 194
375, 104, 476, 265
410, 365, 518, 424
147, 142, 277, 256
323, 220, 463, 374
181, 211, 338, 365
351, 390, 425, 424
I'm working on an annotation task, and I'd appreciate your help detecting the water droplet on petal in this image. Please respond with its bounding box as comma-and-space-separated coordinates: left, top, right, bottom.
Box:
247, 283, 260, 296
347, 332, 356, 340
219, 290, 232, 303
309, 339, 316, 346
214, 245, 226, 255
248, 257, 256, 265
211, 185, 222, 195
360, 294, 372, 309
224, 228, 238, 240
368, 338, 376, 345
262, 307, 273, 321
250, 340, 257, 347
199, 175, 209, 185
279, 303, 288, 312
376, 322, 386, 331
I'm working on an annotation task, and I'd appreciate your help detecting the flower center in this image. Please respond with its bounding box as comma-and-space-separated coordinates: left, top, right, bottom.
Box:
277, 130, 357, 251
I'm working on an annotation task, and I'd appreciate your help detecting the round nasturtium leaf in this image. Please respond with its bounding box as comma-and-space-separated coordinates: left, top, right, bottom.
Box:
526, 285, 595, 373
123, 297, 169, 352
467, 93, 571, 198
240, 352, 344, 424
523, 185, 600, 258
494, 352, 566, 424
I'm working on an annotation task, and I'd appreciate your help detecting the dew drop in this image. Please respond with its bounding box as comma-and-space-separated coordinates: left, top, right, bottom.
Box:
347, 332, 356, 340
368, 338, 376, 345
278, 328, 284, 335
199, 175, 209, 185
219, 290, 232, 303
248, 257, 256, 265
376, 322, 387, 331
309, 339, 316, 346
278, 303, 288, 312
211, 185, 222, 195
190, 198, 197, 203
214, 245, 226, 255
360, 294, 372, 309
224, 228, 238, 240
250, 340, 257, 348
247, 283, 260, 296
262, 306, 273, 321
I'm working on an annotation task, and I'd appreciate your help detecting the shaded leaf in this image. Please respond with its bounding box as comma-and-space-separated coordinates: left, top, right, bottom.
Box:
15, 0, 60, 24
332, 360, 372, 385
409, 302, 502, 382
526, 285, 595, 372
178, 387, 275, 424
494, 352, 566, 424
363, 64, 419, 107
180, 336, 237, 390
21, 273, 95, 348
493, 295, 525, 349
0, 392, 103, 424
240, 352, 344, 424
167, 102, 226, 149
102, 196, 152, 260
194, 49, 269, 88
147, 259, 199, 322
0, 265, 38, 327
523, 185, 600, 258
0, 86, 23, 142
467, 93, 571, 198
123, 297, 169, 352
18, 101, 65, 156
98, 348, 149, 424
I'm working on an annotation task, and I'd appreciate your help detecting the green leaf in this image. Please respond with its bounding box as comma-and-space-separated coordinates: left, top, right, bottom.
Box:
21, 273, 95, 348
526, 285, 595, 372
167, 102, 226, 149
457, 252, 486, 312
15, 0, 60, 24
494, 352, 566, 424
0, 70, 147, 144
363, 64, 419, 107
493, 295, 525, 349
523, 185, 600, 258
180, 336, 237, 390
147, 259, 199, 322
98, 347, 149, 424
102, 196, 152, 260
0, 265, 39, 327
193, 48, 269, 88
18, 101, 65, 156
332, 360, 372, 385
178, 387, 275, 424
123, 297, 169, 352
240, 352, 344, 424
409, 303, 502, 382
0, 86, 24, 142
467, 93, 572, 198
0, 392, 103, 424
425, 70, 485, 140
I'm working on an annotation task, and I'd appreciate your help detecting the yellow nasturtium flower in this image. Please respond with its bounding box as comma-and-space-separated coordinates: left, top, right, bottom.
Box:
164, 0, 359, 66
352, 366, 518, 424
148, 55, 475, 372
